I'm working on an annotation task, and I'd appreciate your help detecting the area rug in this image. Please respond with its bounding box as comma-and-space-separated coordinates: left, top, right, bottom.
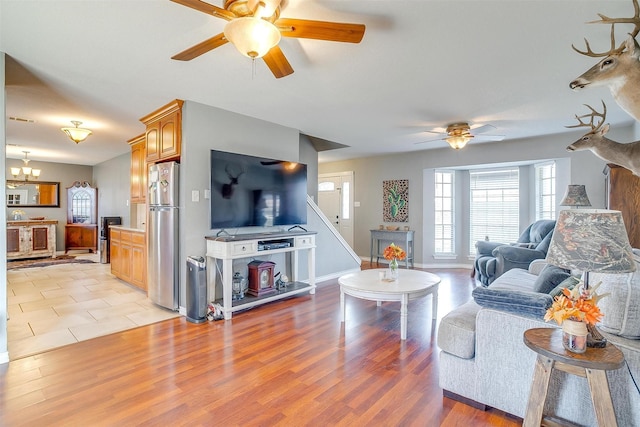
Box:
7, 255, 96, 270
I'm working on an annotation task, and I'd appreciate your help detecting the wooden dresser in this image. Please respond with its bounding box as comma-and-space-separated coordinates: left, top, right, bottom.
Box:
7, 220, 58, 260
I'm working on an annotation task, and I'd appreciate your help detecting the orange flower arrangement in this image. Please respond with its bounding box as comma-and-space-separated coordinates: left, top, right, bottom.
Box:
383, 243, 406, 261
544, 281, 605, 326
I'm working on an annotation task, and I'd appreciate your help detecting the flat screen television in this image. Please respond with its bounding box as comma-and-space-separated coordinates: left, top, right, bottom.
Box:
210, 150, 308, 229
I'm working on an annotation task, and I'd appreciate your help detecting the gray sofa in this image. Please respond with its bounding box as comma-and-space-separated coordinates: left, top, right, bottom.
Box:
438, 257, 640, 426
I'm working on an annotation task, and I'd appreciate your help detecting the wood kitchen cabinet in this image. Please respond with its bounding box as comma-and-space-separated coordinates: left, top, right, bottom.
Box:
140, 99, 183, 163
110, 227, 147, 292
604, 164, 640, 248
128, 133, 146, 204
65, 224, 98, 253
7, 220, 58, 260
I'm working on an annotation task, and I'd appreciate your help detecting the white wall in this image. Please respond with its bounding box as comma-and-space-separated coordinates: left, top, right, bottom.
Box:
5, 159, 93, 250
319, 123, 636, 267
178, 100, 303, 308
93, 153, 131, 227
1, 52, 8, 363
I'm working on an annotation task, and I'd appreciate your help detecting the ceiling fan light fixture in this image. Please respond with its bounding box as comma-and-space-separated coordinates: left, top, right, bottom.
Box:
445, 135, 472, 150
61, 120, 92, 144
224, 17, 281, 59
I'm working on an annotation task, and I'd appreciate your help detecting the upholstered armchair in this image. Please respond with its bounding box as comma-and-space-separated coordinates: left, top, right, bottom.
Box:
474, 219, 556, 286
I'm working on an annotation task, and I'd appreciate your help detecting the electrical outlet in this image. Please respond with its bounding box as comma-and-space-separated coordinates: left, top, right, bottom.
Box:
192, 190, 200, 202
204, 189, 210, 199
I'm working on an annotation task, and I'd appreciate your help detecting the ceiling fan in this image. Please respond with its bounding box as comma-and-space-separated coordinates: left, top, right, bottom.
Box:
416, 122, 505, 150
170, 0, 366, 78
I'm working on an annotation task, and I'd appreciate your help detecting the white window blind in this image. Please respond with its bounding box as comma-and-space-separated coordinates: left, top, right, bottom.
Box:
434, 170, 455, 254
535, 162, 556, 220
469, 168, 520, 255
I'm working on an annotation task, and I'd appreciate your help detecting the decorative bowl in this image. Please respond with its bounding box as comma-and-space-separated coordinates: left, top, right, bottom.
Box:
385, 226, 399, 231
30, 216, 45, 220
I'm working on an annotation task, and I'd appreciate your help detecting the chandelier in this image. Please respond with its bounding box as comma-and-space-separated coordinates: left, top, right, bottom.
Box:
61, 120, 92, 144
11, 151, 41, 181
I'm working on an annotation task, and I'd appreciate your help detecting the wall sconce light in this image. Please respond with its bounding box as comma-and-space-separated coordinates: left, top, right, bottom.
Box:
11, 151, 41, 181
61, 120, 92, 144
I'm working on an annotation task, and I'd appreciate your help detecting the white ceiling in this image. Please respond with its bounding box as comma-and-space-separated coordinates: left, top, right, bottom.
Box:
2, 0, 638, 166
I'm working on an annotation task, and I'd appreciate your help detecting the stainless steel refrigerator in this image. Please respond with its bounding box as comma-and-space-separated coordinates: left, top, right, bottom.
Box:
148, 161, 179, 310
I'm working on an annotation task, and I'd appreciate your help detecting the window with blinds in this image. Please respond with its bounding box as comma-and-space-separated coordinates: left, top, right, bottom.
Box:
435, 170, 455, 254
535, 162, 556, 220
469, 168, 520, 255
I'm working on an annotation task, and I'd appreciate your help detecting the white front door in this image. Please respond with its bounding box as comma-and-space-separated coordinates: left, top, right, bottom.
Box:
318, 172, 354, 247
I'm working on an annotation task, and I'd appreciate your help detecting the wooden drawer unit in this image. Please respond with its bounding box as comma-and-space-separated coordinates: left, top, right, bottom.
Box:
110, 228, 147, 292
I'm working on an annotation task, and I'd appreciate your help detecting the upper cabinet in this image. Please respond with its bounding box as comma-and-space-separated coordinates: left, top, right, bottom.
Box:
128, 134, 146, 204
140, 99, 183, 163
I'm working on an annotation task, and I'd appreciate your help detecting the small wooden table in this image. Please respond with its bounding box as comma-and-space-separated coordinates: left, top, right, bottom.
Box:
339, 269, 440, 340
523, 328, 625, 427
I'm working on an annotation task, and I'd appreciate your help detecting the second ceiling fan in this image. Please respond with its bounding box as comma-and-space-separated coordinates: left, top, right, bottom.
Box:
170, 0, 366, 78
417, 122, 505, 150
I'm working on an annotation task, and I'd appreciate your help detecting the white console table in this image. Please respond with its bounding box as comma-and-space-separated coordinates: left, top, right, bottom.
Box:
205, 231, 316, 320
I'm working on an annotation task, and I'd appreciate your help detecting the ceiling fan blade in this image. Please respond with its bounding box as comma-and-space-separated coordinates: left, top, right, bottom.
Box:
170, 0, 236, 20
262, 45, 294, 78
469, 124, 497, 134
414, 136, 445, 145
276, 18, 365, 43
171, 33, 228, 61
476, 134, 506, 141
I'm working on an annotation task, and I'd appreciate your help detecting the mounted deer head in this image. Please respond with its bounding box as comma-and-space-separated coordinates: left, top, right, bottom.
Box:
221, 164, 245, 199
569, 0, 640, 122
566, 102, 640, 176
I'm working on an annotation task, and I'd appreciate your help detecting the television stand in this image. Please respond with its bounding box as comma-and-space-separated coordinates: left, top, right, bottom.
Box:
205, 231, 316, 319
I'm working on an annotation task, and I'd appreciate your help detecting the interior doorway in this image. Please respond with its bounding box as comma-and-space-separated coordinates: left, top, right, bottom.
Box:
318, 171, 354, 248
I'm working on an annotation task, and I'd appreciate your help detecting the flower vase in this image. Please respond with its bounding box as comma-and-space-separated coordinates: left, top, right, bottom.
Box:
562, 319, 588, 354
388, 258, 399, 281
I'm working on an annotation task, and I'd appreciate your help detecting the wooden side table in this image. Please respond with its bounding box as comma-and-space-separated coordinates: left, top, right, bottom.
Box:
523, 328, 625, 427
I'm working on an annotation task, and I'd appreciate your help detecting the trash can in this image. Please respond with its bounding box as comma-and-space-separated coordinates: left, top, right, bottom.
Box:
186, 256, 207, 324
99, 238, 108, 264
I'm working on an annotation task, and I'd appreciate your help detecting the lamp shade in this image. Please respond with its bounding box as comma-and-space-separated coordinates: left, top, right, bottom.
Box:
560, 185, 591, 207
445, 135, 471, 150
546, 209, 636, 273
61, 120, 92, 144
224, 17, 281, 59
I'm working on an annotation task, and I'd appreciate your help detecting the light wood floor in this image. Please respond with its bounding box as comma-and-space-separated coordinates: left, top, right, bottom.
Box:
0, 263, 521, 426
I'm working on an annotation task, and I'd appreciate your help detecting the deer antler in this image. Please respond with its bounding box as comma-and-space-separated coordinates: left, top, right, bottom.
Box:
566, 101, 608, 131
572, 0, 640, 57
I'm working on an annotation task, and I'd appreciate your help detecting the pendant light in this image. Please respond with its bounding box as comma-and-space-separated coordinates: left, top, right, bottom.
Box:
61, 120, 92, 144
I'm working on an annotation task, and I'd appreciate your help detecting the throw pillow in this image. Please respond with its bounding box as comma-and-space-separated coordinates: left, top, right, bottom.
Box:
472, 287, 553, 319
548, 276, 580, 298
591, 264, 640, 339
532, 264, 571, 294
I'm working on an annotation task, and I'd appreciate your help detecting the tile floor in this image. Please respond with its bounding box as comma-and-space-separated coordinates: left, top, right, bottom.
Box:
6, 252, 180, 360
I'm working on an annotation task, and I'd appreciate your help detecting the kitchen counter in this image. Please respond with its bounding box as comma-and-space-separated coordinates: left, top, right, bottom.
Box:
109, 225, 145, 233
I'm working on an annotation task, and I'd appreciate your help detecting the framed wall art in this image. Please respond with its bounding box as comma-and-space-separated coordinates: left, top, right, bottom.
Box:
383, 179, 409, 222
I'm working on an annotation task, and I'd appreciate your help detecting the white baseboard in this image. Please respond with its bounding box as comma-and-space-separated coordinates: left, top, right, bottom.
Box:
0, 351, 9, 365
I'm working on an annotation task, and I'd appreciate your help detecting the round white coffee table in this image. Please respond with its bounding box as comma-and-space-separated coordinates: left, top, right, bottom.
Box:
339, 268, 441, 340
